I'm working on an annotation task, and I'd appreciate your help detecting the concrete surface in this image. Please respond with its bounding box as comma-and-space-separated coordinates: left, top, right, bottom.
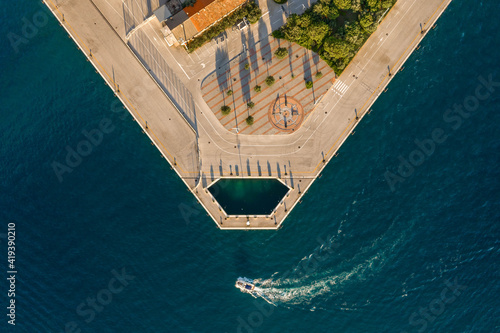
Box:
44, 0, 453, 229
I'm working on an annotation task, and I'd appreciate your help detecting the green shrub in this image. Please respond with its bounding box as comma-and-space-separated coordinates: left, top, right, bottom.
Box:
182, 0, 196, 8
254, 85, 261, 92
305, 81, 313, 89
274, 47, 288, 59
247, 101, 255, 109
244, 63, 250, 70
265, 76, 275, 87
272, 30, 285, 39
382, 0, 397, 8
227, 90, 233, 96
221, 105, 231, 115
246, 3, 262, 24
246, 116, 254, 126
273, 0, 287, 3
315, 71, 323, 79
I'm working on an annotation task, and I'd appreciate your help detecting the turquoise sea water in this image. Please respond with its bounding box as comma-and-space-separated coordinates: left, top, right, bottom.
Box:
209, 179, 289, 215
1, 0, 499, 332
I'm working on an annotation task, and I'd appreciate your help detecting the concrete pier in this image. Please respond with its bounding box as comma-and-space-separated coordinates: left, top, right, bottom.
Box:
43, 0, 452, 229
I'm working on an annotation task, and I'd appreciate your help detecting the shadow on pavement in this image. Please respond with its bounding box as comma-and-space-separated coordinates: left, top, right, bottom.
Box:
122, 1, 137, 35
128, 29, 198, 133
302, 49, 312, 81
247, 29, 259, 74
239, 32, 251, 108
258, 20, 271, 65
215, 37, 230, 93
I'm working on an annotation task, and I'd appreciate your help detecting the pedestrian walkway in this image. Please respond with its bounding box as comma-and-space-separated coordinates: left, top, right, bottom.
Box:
200, 37, 335, 134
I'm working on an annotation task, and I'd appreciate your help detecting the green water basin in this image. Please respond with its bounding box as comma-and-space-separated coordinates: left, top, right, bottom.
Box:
208, 178, 289, 215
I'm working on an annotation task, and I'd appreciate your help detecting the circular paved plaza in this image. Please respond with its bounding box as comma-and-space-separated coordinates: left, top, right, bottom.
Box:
268, 96, 304, 132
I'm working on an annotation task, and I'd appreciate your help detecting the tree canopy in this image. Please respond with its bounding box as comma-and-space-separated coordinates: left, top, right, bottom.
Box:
272, 0, 397, 74
365, 0, 379, 11
313, 1, 340, 20
333, 0, 351, 10
323, 37, 353, 60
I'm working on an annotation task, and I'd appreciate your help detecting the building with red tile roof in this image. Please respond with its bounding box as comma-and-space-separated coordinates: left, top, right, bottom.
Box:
157, 0, 247, 46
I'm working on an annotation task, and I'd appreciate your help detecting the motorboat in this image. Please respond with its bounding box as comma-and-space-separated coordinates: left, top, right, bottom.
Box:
235, 277, 255, 292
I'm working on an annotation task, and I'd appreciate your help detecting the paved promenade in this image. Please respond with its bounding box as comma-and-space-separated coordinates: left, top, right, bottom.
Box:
200, 38, 335, 135
44, 0, 452, 229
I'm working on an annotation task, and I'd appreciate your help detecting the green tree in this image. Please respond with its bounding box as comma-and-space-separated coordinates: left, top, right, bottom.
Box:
313, 3, 329, 18
359, 13, 374, 29
351, 0, 362, 12
272, 29, 285, 39
365, 0, 379, 11
221, 105, 231, 116
323, 37, 353, 60
305, 81, 313, 89
246, 4, 262, 24
269, 0, 395, 75
246, 116, 254, 126
313, 2, 339, 20
274, 47, 288, 59
247, 101, 255, 109
281, 14, 313, 46
307, 22, 331, 47
333, 0, 351, 10
254, 85, 261, 92
265, 76, 275, 87
344, 22, 365, 45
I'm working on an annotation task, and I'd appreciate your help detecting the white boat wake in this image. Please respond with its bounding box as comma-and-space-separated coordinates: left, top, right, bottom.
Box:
236, 218, 411, 310
235, 277, 276, 305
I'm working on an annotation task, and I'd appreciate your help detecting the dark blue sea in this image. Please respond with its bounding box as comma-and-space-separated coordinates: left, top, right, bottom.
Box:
1, 0, 499, 332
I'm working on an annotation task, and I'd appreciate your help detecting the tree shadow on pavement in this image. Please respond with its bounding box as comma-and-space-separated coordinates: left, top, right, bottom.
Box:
247, 29, 259, 74
302, 49, 312, 81
258, 20, 272, 68
215, 33, 230, 94
239, 32, 251, 106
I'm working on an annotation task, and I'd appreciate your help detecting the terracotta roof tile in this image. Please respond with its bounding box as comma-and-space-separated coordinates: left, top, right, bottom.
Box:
186, 0, 247, 33
183, 0, 217, 17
